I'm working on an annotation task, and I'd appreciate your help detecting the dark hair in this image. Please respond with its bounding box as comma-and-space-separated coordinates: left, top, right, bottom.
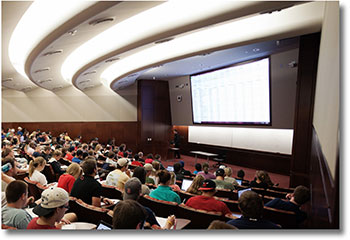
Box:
293, 185, 310, 205
208, 220, 237, 230
133, 154, 139, 161
173, 162, 182, 173
238, 191, 263, 219
81, 159, 97, 175
237, 169, 245, 179
132, 167, 146, 184
108, 151, 115, 158
195, 163, 202, 171
157, 170, 171, 184
68, 146, 75, 152
154, 154, 161, 160
2, 156, 16, 169
2, 148, 12, 158
82, 151, 89, 159
202, 162, 209, 174
76, 149, 83, 157
112, 200, 147, 229
146, 154, 153, 159
5, 180, 28, 203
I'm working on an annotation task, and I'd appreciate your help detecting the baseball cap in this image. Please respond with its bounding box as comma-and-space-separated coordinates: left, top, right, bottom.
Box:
117, 158, 128, 167
216, 168, 225, 177
144, 163, 155, 171
124, 177, 142, 200
198, 179, 216, 191
33, 187, 69, 216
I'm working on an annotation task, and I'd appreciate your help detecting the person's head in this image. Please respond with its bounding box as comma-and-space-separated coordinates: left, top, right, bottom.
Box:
108, 151, 115, 159
52, 150, 62, 159
152, 161, 160, 171
208, 220, 237, 230
198, 179, 216, 196
1, 147, 14, 158
292, 185, 310, 205
237, 169, 245, 179
133, 154, 140, 161
215, 168, 225, 179
66, 163, 82, 179
68, 146, 75, 153
138, 152, 143, 159
224, 167, 232, 177
119, 144, 126, 152
2, 156, 17, 176
194, 163, 202, 172
154, 154, 161, 161
173, 162, 182, 173
117, 158, 129, 171
76, 149, 83, 158
123, 177, 142, 200
43, 146, 51, 153
29, 157, 46, 177
5, 180, 28, 207
81, 159, 97, 176
132, 167, 147, 184
157, 170, 171, 185
179, 160, 185, 168
144, 163, 155, 175
33, 187, 69, 223
169, 171, 177, 185
202, 162, 209, 174
238, 190, 263, 219
112, 199, 147, 229
146, 153, 153, 159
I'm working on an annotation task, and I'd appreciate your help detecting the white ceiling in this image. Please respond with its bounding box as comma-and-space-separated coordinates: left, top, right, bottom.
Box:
2, 1, 324, 93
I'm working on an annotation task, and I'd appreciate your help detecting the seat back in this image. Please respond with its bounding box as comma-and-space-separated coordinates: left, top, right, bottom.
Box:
265, 189, 288, 199
177, 190, 196, 204
68, 197, 111, 225
43, 164, 57, 183
101, 184, 123, 200
263, 206, 298, 229
24, 177, 43, 200
138, 195, 178, 218
219, 199, 240, 213
214, 188, 235, 200
176, 203, 223, 229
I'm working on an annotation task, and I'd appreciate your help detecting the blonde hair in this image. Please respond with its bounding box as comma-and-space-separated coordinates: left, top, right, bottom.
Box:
52, 150, 62, 157
28, 157, 46, 177
169, 171, 176, 185
152, 161, 160, 171
66, 163, 82, 179
95, 144, 102, 152
224, 167, 232, 177
187, 174, 205, 195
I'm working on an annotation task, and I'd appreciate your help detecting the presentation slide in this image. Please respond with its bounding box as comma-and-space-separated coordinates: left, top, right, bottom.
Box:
190, 58, 270, 125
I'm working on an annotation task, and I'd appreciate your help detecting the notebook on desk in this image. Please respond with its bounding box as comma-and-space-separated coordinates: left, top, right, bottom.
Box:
181, 179, 193, 191
96, 220, 112, 230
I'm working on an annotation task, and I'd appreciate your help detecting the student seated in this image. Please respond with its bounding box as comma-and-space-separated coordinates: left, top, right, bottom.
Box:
186, 174, 205, 195
149, 170, 181, 204
27, 187, 77, 229
224, 167, 239, 186
28, 157, 48, 186
214, 168, 235, 190
197, 163, 216, 179
185, 179, 231, 216
249, 170, 270, 189
193, 163, 202, 175
57, 163, 82, 193
265, 185, 310, 225
48, 150, 65, 176
2, 180, 33, 229
227, 190, 280, 229
131, 167, 150, 195
105, 158, 131, 190
112, 200, 147, 229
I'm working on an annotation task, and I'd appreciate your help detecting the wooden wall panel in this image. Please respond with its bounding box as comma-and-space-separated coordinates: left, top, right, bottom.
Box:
175, 126, 291, 175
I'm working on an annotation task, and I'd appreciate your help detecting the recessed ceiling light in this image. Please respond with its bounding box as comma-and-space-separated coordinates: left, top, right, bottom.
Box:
42, 49, 63, 56
89, 17, 114, 26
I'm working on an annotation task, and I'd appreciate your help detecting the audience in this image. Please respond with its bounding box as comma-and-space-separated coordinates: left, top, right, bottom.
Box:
214, 168, 235, 190
185, 179, 231, 216
237, 169, 245, 180
249, 170, 270, 189
71, 149, 83, 164
112, 199, 148, 229
193, 163, 202, 175
265, 185, 310, 225
179, 160, 192, 176
27, 187, 77, 229
186, 174, 205, 195
149, 170, 181, 204
145, 153, 154, 164
131, 167, 150, 195
144, 163, 156, 185
57, 163, 82, 193
70, 159, 113, 207
173, 162, 184, 181
48, 150, 65, 176
28, 157, 47, 186
105, 158, 131, 190
227, 190, 280, 229
224, 167, 239, 186
197, 163, 216, 179
169, 171, 181, 192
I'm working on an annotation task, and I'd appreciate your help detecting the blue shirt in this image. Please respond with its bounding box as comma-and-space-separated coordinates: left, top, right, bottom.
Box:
149, 185, 181, 204
72, 157, 81, 164
265, 198, 307, 224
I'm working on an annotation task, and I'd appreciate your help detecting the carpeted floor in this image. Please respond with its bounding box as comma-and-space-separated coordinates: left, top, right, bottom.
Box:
163, 154, 290, 188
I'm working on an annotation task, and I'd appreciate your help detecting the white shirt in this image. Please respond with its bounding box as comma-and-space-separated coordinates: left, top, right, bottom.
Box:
29, 170, 47, 186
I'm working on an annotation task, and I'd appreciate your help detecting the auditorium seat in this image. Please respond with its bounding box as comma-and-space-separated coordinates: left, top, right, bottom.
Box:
68, 197, 111, 225
14, 172, 28, 181
2, 224, 17, 230
138, 195, 178, 218
24, 177, 44, 200
101, 184, 123, 200
176, 190, 196, 203
219, 199, 240, 213
265, 189, 288, 199
263, 206, 298, 229
59, 158, 71, 166
42, 164, 58, 183
176, 203, 223, 229
214, 188, 236, 200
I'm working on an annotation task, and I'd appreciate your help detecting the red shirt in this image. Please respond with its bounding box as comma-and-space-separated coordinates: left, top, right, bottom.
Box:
65, 153, 73, 161
27, 217, 58, 229
145, 158, 153, 164
185, 195, 232, 216
57, 174, 76, 193
131, 161, 143, 167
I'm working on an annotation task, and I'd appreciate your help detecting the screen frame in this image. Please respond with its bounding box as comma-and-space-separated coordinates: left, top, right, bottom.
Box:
189, 56, 272, 126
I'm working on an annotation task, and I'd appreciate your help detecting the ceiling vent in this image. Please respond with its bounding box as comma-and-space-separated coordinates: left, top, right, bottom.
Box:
52, 86, 63, 91
38, 78, 52, 84
78, 79, 90, 84
154, 37, 175, 44
83, 70, 97, 76
89, 17, 114, 26
42, 50, 63, 57
34, 67, 50, 73
3, 78, 13, 83
105, 57, 120, 63
84, 85, 95, 90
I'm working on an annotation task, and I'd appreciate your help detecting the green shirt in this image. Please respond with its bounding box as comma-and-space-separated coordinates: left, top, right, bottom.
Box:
214, 179, 235, 190
149, 185, 181, 204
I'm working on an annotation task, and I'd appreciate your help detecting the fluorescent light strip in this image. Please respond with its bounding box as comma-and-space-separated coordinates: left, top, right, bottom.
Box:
8, 0, 95, 79
61, 1, 258, 82
101, 2, 324, 86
